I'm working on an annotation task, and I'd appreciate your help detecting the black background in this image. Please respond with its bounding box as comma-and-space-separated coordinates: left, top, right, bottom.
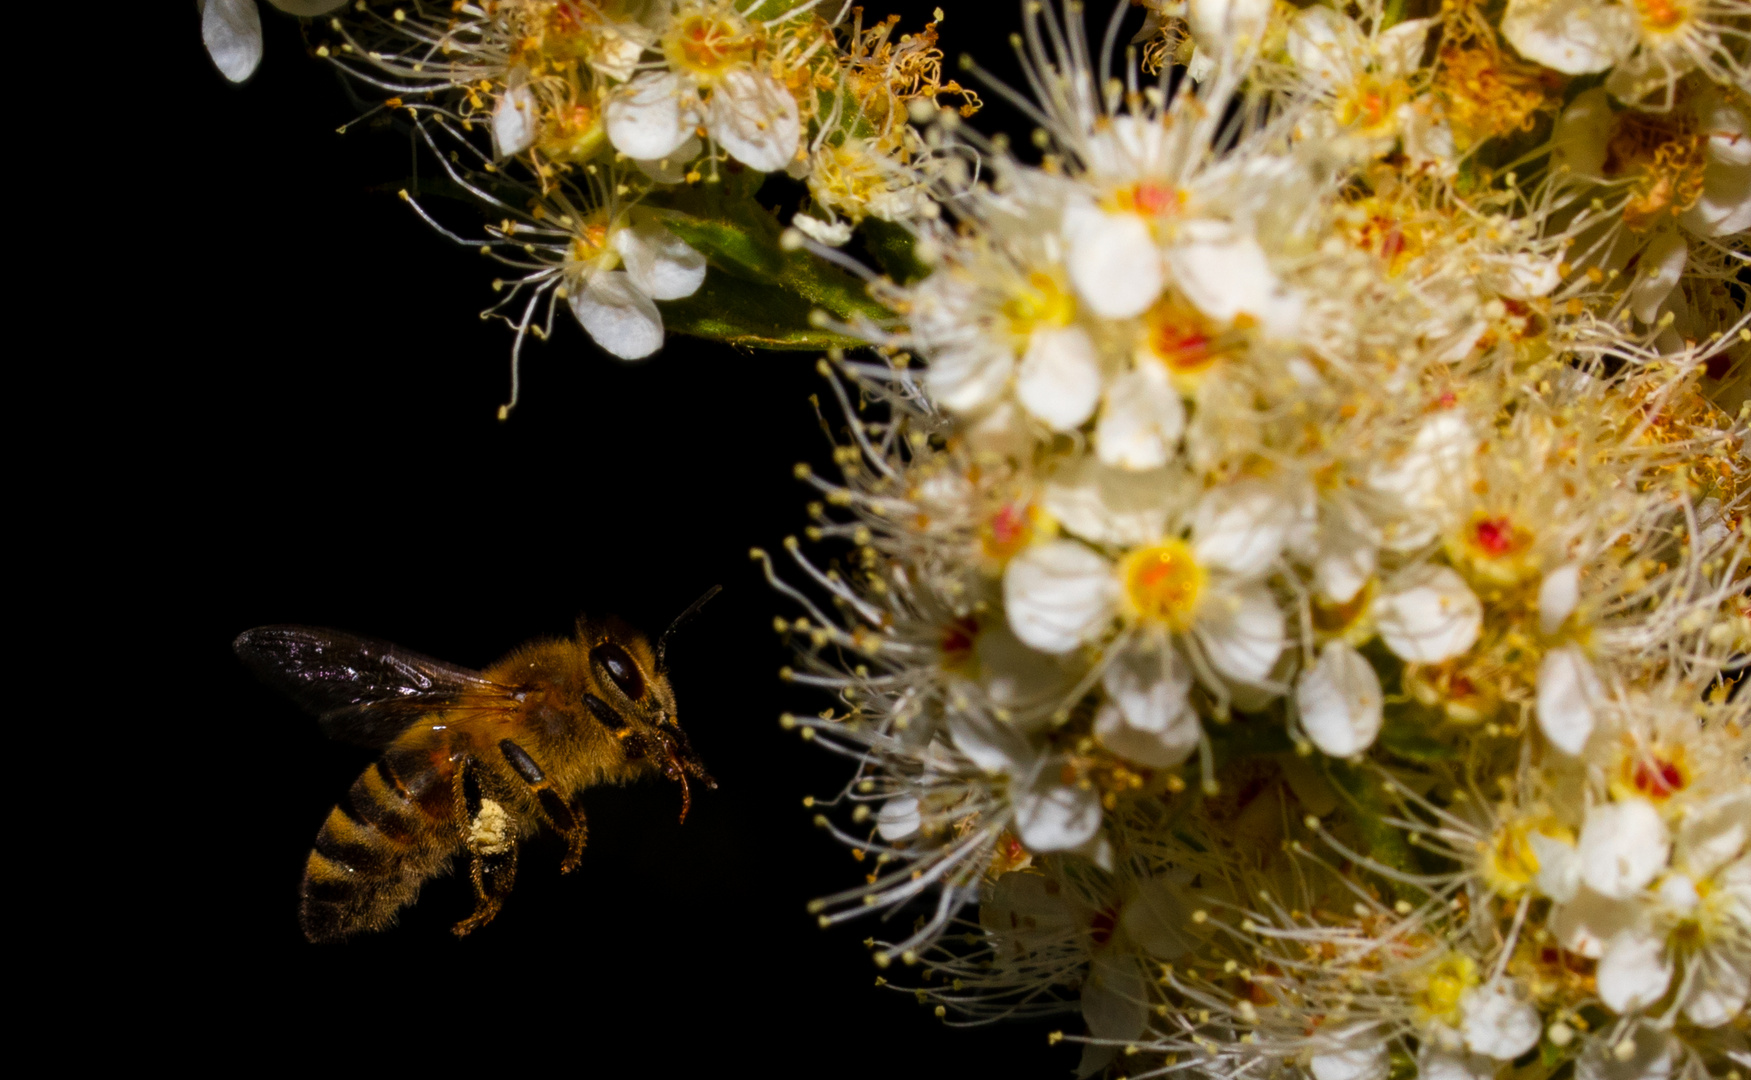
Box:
111, 0, 1084, 1070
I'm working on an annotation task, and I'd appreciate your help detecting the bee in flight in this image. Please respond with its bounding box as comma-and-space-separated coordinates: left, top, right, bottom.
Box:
235, 593, 718, 943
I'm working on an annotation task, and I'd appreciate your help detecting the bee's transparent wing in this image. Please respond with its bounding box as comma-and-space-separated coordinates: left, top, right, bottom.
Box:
234, 625, 514, 747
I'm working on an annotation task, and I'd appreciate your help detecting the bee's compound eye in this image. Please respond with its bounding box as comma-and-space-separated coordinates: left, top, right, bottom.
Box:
592, 641, 646, 700
582, 693, 627, 731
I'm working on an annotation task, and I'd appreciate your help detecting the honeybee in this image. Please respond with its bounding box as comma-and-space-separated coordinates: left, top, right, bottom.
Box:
235, 594, 717, 943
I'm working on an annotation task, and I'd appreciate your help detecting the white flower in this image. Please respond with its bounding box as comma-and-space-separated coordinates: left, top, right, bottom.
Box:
1574, 1022, 1681, 1080
1578, 799, 1670, 899
1367, 411, 1479, 551
1164, 222, 1304, 338
1597, 922, 1675, 1013
1373, 565, 1483, 663
567, 220, 707, 360
1537, 645, 1606, 756
1296, 640, 1384, 758
200, 0, 347, 83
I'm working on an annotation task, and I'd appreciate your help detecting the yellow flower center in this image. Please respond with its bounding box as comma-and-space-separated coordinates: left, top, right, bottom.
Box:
1635, 0, 1689, 32
1002, 272, 1076, 344
1336, 74, 1411, 137
1119, 540, 1206, 631
1414, 953, 1479, 1026
663, 9, 755, 81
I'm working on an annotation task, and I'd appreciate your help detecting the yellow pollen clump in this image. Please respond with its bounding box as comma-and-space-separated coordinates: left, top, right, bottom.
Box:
1603, 110, 1709, 232
1119, 540, 1206, 631
1433, 7, 1561, 151
1003, 272, 1076, 343
1414, 953, 1479, 1026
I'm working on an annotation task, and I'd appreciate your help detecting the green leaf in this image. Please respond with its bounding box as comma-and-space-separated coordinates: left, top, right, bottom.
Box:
859, 217, 931, 285
657, 268, 863, 351
1377, 715, 1454, 762
1323, 760, 1421, 904
650, 197, 892, 327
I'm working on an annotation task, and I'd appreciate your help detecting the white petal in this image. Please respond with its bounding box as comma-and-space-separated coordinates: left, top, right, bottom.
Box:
1191, 480, 1292, 579
1095, 363, 1184, 470
1528, 830, 1582, 902
1680, 159, 1751, 237
1014, 775, 1103, 851
1003, 541, 1118, 654
1628, 232, 1688, 323
1120, 877, 1199, 959
1186, 0, 1273, 45
1538, 563, 1581, 635
1310, 1026, 1390, 1080
1537, 646, 1605, 756
632, 134, 702, 184
980, 869, 1080, 939
1166, 229, 1303, 337
1316, 539, 1377, 604
1597, 928, 1674, 1014
587, 23, 647, 81
1552, 87, 1613, 177
1682, 946, 1750, 1027
1095, 701, 1201, 767
202, 0, 264, 83
926, 342, 1013, 415
1078, 953, 1146, 1077
1193, 581, 1285, 686
1500, 0, 1636, 75
947, 710, 1035, 776
1103, 639, 1195, 734
977, 624, 1077, 718
1066, 208, 1163, 319
1375, 18, 1437, 79
1579, 799, 1670, 899
1296, 641, 1384, 758
1286, 7, 1364, 88
570, 271, 665, 360
1042, 460, 1180, 548
1697, 92, 1751, 167
707, 68, 801, 173
1675, 790, 1751, 879
613, 221, 707, 301
1461, 979, 1543, 1060
1417, 1048, 1497, 1080
1375, 566, 1483, 663
1016, 326, 1101, 431
605, 71, 694, 162
1574, 1022, 1679, 1080
876, 795, 921, 841
790, 213, 854, 246
1550, 887, 1642, 959
492, 80, 538, 158
1489, 254, 1562, 300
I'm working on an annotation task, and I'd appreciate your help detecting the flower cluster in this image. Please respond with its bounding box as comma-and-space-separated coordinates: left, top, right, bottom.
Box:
201, 0, 976, 408
764, 1, 1748, 1077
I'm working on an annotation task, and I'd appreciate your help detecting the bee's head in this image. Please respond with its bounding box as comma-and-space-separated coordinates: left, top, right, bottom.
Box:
576, 614, 716, 822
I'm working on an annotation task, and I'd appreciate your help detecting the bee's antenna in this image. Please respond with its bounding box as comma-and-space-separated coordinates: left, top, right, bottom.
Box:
655, 584, 722, 671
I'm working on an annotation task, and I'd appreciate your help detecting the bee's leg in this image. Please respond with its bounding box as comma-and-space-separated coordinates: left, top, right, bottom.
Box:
496, 738, 589, 874
450, 755, 519, 938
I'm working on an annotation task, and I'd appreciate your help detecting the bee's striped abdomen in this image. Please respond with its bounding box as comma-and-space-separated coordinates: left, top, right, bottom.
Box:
300, 747, 458, 943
